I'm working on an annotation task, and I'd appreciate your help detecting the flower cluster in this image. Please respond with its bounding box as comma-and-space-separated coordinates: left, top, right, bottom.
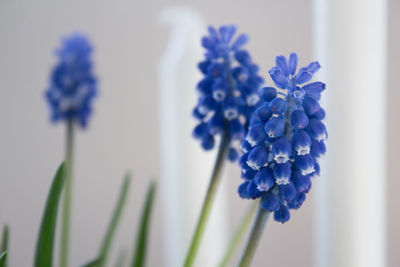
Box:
192, 25, 264, 161
45, 33, 97, 128
238, 53, 327, 223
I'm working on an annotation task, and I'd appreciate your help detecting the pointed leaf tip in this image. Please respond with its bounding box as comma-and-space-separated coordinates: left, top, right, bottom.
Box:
131, 180, 157, 267
34, 162, 66, 267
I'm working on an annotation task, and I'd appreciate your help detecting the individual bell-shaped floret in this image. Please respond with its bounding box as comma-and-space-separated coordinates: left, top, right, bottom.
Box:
260, 86, 277, 102
278, 182, 297, 201
254, 167, 275, 191
306, 118, 327, 141
265, 117, 285, 138
292, 130, 312, 155
246, 123, 267, 146
274, 205, 291, 223
295, 154, 315, 175
272, 137, 292, 163
273, 162, 292, 185
261, 192, 280, 211
268, 98, 287, 114
291, 110, 309, 130
310, 139, 326, 158
290, 171, 311, 192
246, 146, 269, 170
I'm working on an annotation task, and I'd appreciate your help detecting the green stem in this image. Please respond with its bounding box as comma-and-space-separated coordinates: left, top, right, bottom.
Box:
218, 202, 258, 267
60, 120, 74, 267
183, 131, 230, 267
237, 203, 270, 267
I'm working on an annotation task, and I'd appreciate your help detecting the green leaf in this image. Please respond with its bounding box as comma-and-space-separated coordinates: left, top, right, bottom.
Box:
34, 162, 66, 267
80, 258, 101, 267
1, 225, 9, 267
131, 181, 156, 267
98, 173, 131, 267
218, 202, 258, 267
0, 252, 7, 267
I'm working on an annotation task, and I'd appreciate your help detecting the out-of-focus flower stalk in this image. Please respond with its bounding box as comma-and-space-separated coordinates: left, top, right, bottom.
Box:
183, 130, 230, 267
60, 120, 74, 267
237, 204, 270, 267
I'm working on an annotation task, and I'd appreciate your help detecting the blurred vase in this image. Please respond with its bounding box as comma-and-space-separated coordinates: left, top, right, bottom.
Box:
313, 0, 387, 266
158, 7, 228, 267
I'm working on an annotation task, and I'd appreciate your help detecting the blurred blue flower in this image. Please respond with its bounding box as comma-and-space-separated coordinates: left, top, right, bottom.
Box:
45, 33, 97, 128
238, 53, 327, 223
192, 25, 264, 161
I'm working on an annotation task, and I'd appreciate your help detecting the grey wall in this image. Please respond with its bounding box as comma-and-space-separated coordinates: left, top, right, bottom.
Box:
0, 0, 397, 266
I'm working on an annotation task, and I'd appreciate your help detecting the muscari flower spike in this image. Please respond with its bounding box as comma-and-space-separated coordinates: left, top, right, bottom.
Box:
45, 33, 97, 128
192, 25, 264, 161
238, 53, 327, 223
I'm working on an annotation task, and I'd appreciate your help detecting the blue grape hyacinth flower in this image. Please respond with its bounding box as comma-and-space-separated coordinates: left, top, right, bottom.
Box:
192, 25, 264, 161
238, 53, 326, 223
45, 33, 97, 128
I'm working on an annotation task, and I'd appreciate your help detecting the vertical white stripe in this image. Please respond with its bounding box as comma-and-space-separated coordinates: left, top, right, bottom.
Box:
158, 7, 228, 267
313, 0, 387, 266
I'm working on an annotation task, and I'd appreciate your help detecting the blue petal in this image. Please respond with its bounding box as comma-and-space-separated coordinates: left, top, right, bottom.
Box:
207, 26, 219, 41
193, 123, 208, 139
219, 25, 236, 43
306, 119, 327, 141
279, 182, 297, 201
310, 140, 326, 158
273, 162, 292, 184
254, 104, 272, 123
269, 67, 289, 89
246, 180, 263, 199
290, 110, 309, 130
207, 111, 224, 135
303, 81, 326, 94
261, 193, 280, 211
247, 145, 269, 170
232, 33, 249, 51
201, 37, 215, 50
292, 130, 312, 155
246, 123, 267, 146
295, 154, 315, 175
307, 61, 321, 74
295, 67, 313, 84
265, 117, 285, 138
235, 50, 252, 66
240, 139, 252, 153
274, 205, 290, 223
268, 97, 287, 114
260, 86, 277, 102
275, 55, 289, 77
302, 97, 320, 116
272, 137, 292, 163
238, 181, 251, 198
254, 167, 275, 191
291, 171, 311, 192
288, 53, 298, 75
227, 147, 239, 162
201, 134, 215, 150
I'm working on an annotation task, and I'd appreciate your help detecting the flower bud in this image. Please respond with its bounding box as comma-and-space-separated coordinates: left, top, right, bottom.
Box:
247, 146, 269, 170
292, 130, 311, 155
291, 110, 309, 130
261, 193, 280, 211
295, 154, 315, 175
265, 117, 285, 138
254, 167, 275, 191
272, 137, 292, 163
274, 162, 292, 185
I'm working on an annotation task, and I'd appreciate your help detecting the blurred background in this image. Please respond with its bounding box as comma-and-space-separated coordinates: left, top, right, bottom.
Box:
0, 0, 398, 266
